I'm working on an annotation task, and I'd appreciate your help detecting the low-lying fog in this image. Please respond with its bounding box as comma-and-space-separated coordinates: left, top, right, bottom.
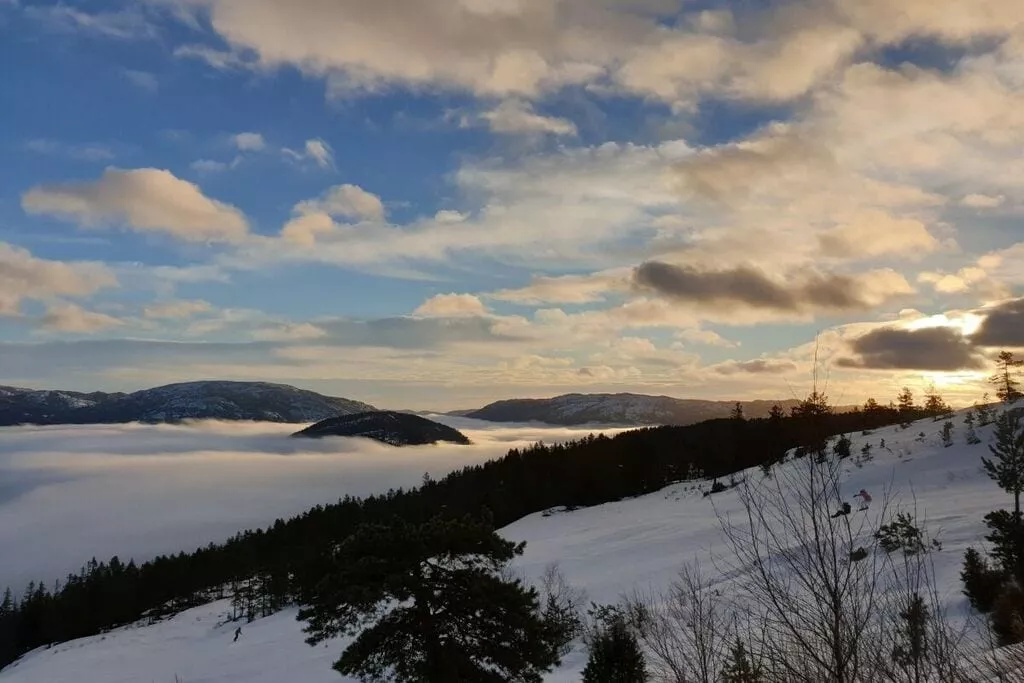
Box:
0, 417, 626, 591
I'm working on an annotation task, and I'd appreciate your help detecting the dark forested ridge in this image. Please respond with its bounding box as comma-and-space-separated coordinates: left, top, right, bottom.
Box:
462, 393, 811, 426
0, 399, 924, 670
292, 411, 471, 445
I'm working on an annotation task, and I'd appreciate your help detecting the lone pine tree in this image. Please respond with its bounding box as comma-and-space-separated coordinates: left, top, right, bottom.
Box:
298, 513, 560, 682
983, 411, 1024, 517
992, 351, 1023, 404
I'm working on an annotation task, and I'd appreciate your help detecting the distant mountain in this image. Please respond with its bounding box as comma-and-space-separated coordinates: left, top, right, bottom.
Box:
0, 386, 123, 426
292, 411, 471, 446
462, 393, 805, 426
0, 381, 374, 426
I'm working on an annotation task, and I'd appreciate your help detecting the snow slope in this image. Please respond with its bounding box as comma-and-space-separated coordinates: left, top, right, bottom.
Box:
0, 410, 1010, 682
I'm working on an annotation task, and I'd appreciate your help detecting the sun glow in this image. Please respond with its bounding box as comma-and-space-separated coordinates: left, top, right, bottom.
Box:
903, 312, 984, 337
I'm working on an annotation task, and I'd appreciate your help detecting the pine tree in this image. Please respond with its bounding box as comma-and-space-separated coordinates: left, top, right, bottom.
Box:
961, 547, 1003, 613
897, 387, 916, 427
891, 594, 929, 675
298, 514, 560, 682
977, 394, 995, 425
941, 420, 954, 448
833, 434, 852, 459
964, 411, 981, 445
582, 610, 647, 683
983, 411, 1024, 517
730, 402, 745, 421
721, 638, 762, 683
991, 351, 1023, 404
923, 386, 949, 420
791, 390, 832, 459
991, 581, 1024, 646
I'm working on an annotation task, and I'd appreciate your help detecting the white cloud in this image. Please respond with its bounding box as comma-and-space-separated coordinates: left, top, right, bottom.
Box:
490, 271, 630, 305
279, 212, 338, 248
26, 139, 114, 162
414, 293, 489, 318
0, 242, 117, 316
818, 210, 940, 259
232, 132, 266, 152
433, 210, 469, 223
142, 299, 213, 320
283, 138, 334, 169
173, 43, 253, 70
476, 100, 577, 136
27, 5, 156, 40
675, 327, 739, 348
190, 159, 230, 173
280, 184, 385, 246
294, 184, 385, 222
122, 69, 159, 92
251, 322, 327, 341
961, 193, 1005, 208
22, 168, 249, 243
40, 302, 123, 334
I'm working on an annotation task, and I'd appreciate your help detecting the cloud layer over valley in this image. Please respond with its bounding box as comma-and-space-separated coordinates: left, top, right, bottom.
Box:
0, 419, 622, 591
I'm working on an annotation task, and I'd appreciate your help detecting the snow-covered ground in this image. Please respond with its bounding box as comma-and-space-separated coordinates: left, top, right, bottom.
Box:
0, 410, 1010, 682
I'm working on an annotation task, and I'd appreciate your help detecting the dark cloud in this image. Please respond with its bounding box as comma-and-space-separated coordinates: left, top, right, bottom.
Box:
316, 315, 526, 349
971, 298, 1024, 348
632, 261, 870, 312
716, 359, 798, 375
838, 326, 985, 371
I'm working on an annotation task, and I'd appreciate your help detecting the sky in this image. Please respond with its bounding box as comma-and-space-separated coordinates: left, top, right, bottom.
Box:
0, 418, 625, 590
1, 0, 1023, 410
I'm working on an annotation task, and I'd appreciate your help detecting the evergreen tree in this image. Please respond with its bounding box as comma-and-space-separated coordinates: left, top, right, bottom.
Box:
833, 434, 852, 459
983, 411, 1024, 517
582, 609, 647, 683
990, 581, 1024, 646
730, 402, 745, 421
984, 509, 1024, 585
961, 547, 1003, 613
991, 351, 1023, 404
964, 411, 981, 445
923, 387, 949, 420
791, 390, 832, 459
897, 387, 916, 427
977, 394, 995, 426
721, 638, 762, 683
298, 514, 560, 682
891, 594, 929, 677
941, 420, 954, 448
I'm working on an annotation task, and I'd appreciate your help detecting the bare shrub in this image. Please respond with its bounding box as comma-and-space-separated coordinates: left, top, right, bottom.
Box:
624, 562, 732, 683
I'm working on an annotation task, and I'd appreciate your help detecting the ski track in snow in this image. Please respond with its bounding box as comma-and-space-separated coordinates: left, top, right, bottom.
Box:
0, 410, 1011, 682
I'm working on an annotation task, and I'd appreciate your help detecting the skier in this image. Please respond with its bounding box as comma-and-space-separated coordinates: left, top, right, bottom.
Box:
233, 627, 242, 643
854, 489, 872, 511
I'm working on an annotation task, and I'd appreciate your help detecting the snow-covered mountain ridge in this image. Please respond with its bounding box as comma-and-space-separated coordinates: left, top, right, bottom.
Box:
0, 381, 374, 425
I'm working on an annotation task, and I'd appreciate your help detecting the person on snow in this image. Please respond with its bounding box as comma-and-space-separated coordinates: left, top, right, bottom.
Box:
233, 626, 242, 642
854, 489, 872, 511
